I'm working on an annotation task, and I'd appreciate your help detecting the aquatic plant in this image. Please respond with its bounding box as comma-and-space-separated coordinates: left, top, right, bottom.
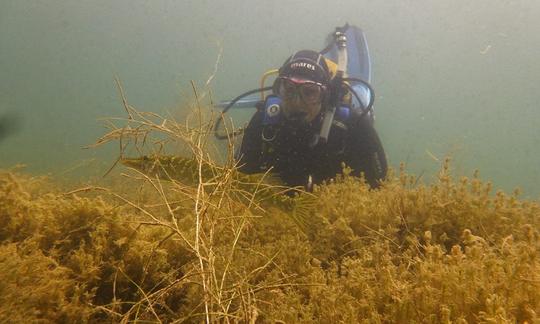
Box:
85, 79, 316, 322
1, 81, 538, 323
0, 169, 194, 322
120, 154, 318, 232
280, 162, 540, 323
2, 156, 538, 322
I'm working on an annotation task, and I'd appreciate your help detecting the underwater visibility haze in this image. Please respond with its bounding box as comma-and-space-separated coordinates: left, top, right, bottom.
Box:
1, 1, 540, 322
1, 0, 540, 196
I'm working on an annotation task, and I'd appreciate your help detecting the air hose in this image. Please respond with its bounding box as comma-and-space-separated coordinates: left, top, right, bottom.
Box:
213, 86, 273, 140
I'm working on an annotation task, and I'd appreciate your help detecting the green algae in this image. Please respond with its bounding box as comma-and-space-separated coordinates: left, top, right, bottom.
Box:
120, 154, 318, 233
0, 163, 538, 323
3, 87, 537, 322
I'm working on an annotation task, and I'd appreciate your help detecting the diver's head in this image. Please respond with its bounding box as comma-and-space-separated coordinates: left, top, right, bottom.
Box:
274, 50, 330, 124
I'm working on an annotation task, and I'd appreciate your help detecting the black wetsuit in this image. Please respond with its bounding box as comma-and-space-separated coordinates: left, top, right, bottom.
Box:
237, 108, 387, 189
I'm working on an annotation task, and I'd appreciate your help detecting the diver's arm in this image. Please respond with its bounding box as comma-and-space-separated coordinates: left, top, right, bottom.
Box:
236, 111, 265, 174
347, 117, 388, 188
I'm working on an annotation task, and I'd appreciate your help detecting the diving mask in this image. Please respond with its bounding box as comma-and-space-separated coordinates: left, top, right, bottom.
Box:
277, 77, 325, 105
276, 77, 324, 123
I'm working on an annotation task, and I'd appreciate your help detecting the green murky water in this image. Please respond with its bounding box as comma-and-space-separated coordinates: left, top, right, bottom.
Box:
1, 0, 539, 198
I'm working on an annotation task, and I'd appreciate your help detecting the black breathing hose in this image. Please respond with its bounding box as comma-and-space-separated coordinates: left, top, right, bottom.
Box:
214, 86, 273, 140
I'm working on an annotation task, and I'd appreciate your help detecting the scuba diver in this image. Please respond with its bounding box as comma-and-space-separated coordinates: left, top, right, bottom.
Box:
215, 25, 387, 190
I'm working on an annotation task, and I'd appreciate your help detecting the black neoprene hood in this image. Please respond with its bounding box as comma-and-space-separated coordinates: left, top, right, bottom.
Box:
279, 50, 330, 85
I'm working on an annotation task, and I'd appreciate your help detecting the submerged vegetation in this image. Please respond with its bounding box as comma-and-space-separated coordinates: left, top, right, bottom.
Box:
119, 154, 318, 233
1, 84, 538, 323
